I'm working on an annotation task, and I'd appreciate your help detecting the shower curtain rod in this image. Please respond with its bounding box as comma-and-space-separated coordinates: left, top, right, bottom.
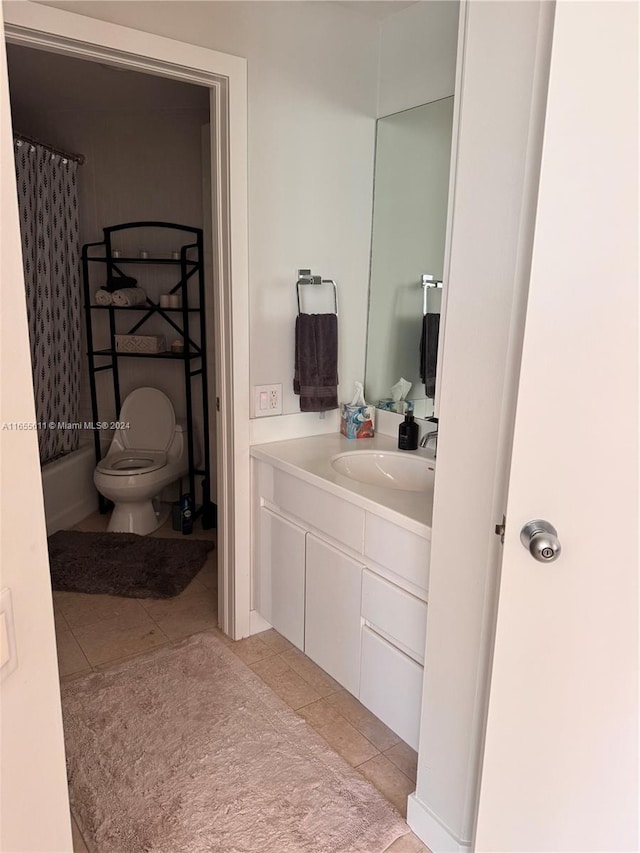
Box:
13, 132, 85, 165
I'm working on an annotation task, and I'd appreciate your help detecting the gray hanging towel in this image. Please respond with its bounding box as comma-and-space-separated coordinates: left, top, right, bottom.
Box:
294, 313, 338, 412
419, 312, 440, 398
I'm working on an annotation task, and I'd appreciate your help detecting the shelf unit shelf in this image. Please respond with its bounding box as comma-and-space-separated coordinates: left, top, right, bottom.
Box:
82, 220, 215, 527
87, 256, 199, 266
91, 349, 201, 361
90, 305, 201, 312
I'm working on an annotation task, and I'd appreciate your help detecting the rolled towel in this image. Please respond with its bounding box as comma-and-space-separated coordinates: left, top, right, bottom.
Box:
112, 287, 147, 307
94, 288, 112, 305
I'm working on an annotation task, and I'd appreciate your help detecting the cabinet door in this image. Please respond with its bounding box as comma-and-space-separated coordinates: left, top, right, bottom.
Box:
305, 533, 363, 695
258, 507, 306, 650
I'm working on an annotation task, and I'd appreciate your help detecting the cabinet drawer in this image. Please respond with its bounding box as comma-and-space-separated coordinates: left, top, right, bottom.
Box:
364, 514, 430, 596
273, 469, 364, 553
359, 626, 423, 751
362, 569, 427, 663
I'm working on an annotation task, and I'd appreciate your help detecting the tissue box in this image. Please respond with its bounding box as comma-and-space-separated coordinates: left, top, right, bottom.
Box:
115, 334, 166, 354
376, 399, 415, 414
340, 404, 375, 439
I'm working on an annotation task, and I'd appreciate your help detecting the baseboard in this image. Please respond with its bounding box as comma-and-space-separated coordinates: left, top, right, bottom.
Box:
249, 609, 272, 635
407, 794, 471, 853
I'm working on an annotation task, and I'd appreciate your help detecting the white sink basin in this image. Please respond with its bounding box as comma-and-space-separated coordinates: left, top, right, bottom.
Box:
331, 450, 435, 492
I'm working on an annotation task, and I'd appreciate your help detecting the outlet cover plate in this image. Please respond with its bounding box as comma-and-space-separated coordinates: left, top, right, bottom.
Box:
253, 384, 283, 418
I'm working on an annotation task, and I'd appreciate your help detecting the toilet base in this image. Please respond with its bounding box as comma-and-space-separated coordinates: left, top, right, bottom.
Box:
107, 499, 170, 536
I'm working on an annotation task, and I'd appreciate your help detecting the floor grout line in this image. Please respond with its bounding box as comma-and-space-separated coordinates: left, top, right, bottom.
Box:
358, 751, 415, 786
285, 685, 390, 762
382, 745, 418, 777
260, 650, 395, 760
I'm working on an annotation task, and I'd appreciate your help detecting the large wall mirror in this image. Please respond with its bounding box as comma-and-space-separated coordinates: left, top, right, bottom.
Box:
364, 97, 454, 418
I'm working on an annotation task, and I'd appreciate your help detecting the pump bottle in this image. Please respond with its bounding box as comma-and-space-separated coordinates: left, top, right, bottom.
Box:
398, 413, 418, 451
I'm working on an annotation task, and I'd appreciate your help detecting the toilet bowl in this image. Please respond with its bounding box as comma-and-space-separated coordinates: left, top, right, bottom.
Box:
94, 387, 189, 535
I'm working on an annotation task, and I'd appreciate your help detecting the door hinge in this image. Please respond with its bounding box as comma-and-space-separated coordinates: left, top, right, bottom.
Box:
216, 396, 220, 412
495, 515, 506, 545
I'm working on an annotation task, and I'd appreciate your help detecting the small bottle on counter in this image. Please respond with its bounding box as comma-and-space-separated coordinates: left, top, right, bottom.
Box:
398, 413, 419, 451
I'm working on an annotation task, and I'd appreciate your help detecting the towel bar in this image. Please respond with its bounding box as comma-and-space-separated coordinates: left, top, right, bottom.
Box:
296, 268, 338, 316
421, 274, 442, 316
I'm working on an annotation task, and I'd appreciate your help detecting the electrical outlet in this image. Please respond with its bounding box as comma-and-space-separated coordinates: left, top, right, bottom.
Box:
253, 384, 283, 417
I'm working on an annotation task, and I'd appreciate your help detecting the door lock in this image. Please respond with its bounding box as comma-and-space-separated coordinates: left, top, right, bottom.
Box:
520, 519, 561, 563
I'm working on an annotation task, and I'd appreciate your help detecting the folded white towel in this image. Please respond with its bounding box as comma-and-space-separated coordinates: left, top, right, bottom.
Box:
112, 287, 147, 307
94, 289, 112, 305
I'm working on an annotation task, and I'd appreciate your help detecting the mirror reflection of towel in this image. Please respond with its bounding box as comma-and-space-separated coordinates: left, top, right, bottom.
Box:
294, 313, 338, 412
419, 313, 440, 398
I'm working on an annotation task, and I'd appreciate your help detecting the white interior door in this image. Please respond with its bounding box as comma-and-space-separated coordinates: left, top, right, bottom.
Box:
0, 15, 72, 850
475, 3, 638, 851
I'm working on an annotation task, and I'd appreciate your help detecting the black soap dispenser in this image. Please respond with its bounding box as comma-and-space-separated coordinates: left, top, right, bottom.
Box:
398, 413, 419, 451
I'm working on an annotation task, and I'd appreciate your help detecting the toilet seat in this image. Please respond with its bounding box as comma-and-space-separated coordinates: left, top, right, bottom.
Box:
96, 449, 167, 476
120, 387, 176, 451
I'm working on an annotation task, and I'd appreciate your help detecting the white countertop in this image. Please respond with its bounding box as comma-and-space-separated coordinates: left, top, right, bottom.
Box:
250, 433, 435, 538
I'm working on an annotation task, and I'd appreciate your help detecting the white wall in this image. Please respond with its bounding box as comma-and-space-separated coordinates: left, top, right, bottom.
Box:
0, 19, 72, 851
407, 3, 554, 850
378, 1, 459, 117
34, 1, 380, 432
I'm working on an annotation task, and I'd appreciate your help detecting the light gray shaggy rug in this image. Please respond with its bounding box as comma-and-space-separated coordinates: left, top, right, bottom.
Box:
62, 632, 410, 853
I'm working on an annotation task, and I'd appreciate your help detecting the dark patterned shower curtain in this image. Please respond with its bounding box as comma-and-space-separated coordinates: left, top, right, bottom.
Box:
14, 139, 82, 465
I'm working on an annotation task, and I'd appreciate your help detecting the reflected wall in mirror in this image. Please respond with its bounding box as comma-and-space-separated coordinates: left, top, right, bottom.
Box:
364, 98, 454, 418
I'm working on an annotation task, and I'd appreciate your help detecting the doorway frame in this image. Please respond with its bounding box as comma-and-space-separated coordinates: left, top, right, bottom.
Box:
3, 1, 251, 639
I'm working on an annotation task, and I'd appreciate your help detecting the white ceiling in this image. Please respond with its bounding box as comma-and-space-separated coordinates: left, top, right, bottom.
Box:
335, 1, 419, 21
7, 3, 422, 116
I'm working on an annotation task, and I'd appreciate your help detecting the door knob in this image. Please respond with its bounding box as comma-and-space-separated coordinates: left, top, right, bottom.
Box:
520, 520, 562, 563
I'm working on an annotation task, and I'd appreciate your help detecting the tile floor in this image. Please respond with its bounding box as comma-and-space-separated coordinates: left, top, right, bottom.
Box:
55, 511, 427, 853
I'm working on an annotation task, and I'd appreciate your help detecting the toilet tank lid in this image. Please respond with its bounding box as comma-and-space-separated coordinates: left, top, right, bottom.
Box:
119, 387, 176, 451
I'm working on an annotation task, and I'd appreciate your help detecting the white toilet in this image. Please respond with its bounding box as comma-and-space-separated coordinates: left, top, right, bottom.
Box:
94, 387, 189, 535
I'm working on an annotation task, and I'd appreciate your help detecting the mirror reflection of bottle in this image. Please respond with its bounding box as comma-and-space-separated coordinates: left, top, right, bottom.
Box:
398, 414, 419, 451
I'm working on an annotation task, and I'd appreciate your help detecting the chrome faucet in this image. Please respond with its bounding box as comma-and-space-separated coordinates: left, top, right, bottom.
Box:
419, 417, 439, 456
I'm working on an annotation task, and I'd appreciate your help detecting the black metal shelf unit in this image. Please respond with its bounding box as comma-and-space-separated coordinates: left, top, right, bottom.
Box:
82, 221, 215, 527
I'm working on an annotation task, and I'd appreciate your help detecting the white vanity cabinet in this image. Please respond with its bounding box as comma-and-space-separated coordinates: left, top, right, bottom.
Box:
251, 444, 432, 750
305, 533, 363, 695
